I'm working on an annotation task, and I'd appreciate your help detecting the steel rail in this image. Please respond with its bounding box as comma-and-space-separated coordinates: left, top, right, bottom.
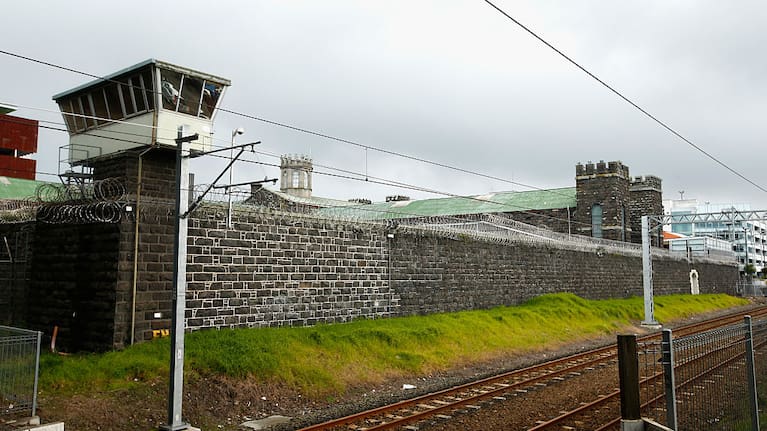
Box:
299, 347, 616, 430
297, 305, 767, 431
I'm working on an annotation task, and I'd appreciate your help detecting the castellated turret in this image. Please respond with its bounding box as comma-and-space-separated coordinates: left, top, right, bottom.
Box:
280, 154, 313, 198
574, 160, 631, 242
629, 175, 664, 245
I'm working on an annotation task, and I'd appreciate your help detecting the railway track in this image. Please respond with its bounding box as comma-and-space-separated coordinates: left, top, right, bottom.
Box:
297, 305, 767, 431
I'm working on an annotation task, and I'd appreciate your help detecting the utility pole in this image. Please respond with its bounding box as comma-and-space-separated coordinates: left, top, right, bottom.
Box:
161, 126, 198, 431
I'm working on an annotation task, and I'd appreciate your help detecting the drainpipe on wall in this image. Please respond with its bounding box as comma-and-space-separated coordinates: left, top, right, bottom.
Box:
131, 144, 156, 345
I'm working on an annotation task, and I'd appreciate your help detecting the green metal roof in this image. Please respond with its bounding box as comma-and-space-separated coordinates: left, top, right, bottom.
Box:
316, 187, 576, 220
0, 176, 48, 200
253, 188, 360, 208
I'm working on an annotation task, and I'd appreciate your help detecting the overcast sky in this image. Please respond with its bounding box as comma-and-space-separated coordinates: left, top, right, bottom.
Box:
2, 1, 766, 210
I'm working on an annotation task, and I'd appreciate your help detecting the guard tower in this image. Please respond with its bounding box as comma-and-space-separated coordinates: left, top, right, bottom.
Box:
53, 59, 230, 183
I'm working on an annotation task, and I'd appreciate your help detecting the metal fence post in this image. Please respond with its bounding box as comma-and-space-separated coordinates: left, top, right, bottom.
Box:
32, 331, 40, 417
744, 316, 760, 431
618, 335, 643, 430
661, 329, 678, 430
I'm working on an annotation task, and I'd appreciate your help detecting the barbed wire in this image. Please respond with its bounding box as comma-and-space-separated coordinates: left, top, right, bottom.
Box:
36, 201, 123, 224
0, 177, 127, 224
35, 178, 126, 203
0, 178, 738, 265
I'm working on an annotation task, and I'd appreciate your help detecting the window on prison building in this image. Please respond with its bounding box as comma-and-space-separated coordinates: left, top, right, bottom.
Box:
104, 84, 124, 120
161, 69, 184, 112
160, 68, 223, 119
80, 95, 96, 129
180, 76, 203, 116
59, 99, 78, 133
200, 81, 223, 119
592, 204, 603, 239
90, 89, 109, 126
620, 206, 627, 241
56, 68, 157, 134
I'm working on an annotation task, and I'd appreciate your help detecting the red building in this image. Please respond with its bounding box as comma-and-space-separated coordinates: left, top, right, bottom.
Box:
0, 114, 38, 180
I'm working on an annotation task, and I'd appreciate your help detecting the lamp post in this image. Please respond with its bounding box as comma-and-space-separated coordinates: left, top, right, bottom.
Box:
227, 128, 244, 228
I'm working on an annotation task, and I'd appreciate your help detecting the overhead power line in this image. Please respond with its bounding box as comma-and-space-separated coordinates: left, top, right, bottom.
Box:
215, 107, 556, 194
0, 114, 587, 228
482, 0, 767, 194
0, 49, 570, 196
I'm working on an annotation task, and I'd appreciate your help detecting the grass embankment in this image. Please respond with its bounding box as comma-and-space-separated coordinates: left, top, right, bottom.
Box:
40, 293, 747, 397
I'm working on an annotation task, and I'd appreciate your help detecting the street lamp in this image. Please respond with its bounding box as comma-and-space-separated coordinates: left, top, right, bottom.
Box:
228, 128, 245, 228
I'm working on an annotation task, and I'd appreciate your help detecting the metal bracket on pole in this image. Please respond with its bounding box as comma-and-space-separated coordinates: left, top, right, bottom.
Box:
161, 126, 195, 431
181, 142, 261, 219
213, 178, 277, 190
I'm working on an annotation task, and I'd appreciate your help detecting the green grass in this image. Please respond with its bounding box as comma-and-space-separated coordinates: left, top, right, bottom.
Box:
39, 293, 748, 397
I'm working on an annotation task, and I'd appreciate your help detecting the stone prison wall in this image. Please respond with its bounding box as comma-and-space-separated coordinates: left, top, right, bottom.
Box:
179, 210, 738, 333
0, 209, 739, 351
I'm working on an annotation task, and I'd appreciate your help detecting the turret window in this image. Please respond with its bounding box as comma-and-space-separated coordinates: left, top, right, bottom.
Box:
292, 171, 300, 188
592, 204, 603, 239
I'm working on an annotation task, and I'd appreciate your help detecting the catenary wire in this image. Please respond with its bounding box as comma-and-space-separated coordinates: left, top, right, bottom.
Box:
482, 0, 767, 194
0, 112, 588, 228
0, 109, 582, 225
0, 49, 570, 196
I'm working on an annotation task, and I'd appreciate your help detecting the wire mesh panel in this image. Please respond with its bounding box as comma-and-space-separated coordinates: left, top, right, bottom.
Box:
672, 324, 750, 430
752, 320, 767, 429
0, 326, 41, 419
637, 339, 667, 424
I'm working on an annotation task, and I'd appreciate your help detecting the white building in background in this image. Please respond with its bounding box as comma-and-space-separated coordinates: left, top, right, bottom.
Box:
664, 199, 767, 274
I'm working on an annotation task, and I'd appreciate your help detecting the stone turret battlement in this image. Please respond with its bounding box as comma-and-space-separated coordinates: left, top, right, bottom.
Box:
630, 175, 662, 191
280, 154, 313, 166
575, 160, 630, 179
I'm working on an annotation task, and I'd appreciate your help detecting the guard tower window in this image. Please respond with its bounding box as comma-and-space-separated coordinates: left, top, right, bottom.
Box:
160, 69, 223, 119
79, 96, 96, 128
121, 80, 137, 116
130, 71, 154, 113
55, 68, 157, 134
200, 82, 223, 119
292, 171, 300, 188
60, 100, 78, 132
161, 69, 183, 111
90, 90, 109, 125
181, 76, 203, 116
592, 204, 603, 239
104, 84, 123, 120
